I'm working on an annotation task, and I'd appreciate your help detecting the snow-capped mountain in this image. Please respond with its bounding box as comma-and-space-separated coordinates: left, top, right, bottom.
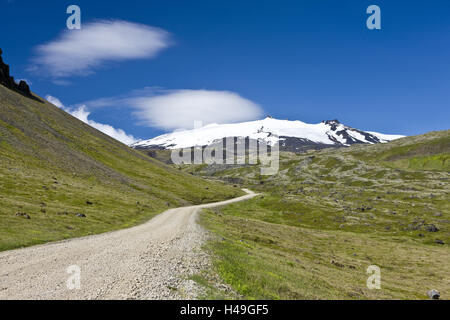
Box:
131, 117, 405, 152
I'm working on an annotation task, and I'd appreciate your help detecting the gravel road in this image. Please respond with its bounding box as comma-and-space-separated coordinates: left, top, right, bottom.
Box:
0, 189, 257, 300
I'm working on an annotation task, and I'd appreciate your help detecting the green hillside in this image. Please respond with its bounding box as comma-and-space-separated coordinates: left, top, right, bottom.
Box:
182, 131, 450, 299
352, 130, 449, 171
0, 85, 242, 251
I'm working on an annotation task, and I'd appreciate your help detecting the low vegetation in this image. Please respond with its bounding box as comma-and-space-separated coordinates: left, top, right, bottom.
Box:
184, 130, 450, 299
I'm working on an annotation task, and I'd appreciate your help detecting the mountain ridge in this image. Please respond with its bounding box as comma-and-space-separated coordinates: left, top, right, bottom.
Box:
132, 117, 405, 152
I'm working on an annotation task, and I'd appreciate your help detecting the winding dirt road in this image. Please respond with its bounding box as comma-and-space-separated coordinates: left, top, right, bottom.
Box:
0, 189, 256, 300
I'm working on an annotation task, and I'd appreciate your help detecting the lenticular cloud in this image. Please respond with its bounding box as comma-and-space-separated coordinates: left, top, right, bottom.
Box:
130, 89, 264, 131
32, 20, 171, 78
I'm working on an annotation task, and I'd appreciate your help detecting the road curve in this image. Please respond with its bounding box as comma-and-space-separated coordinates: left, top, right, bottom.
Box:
0, 189, 257, 300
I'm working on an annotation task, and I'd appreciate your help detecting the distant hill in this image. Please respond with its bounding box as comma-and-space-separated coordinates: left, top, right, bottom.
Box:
0, 84, 242, 251
351, 130, 450, 171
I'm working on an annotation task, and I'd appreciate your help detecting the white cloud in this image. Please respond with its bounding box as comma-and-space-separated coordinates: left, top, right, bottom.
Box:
46, 95, 65, 108
129, 89, 264, 130
33, 20, 171, 78
46, 95, 137, 145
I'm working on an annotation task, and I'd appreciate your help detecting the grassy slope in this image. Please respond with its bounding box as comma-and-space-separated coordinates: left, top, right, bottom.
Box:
0, 86, 242, 251
184, 130, 450, 299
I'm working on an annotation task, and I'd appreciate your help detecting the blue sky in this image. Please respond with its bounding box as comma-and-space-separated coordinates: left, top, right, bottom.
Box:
1, 0, 449, 143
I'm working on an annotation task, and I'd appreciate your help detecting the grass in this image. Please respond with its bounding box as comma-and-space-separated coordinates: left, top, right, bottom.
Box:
186, 130, 450, 299
187, 272, 238, 300
0, 86, 243, 251
354, 130, 450, 171
200, 206, 449, 299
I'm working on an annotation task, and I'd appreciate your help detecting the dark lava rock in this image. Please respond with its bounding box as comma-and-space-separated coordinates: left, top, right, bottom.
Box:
426, 224, 439, 232
15, 212, 30, 219
434, 239, 444, 245
330, 260, 345, 268
407, 218, 426, 231
75, 213, 86, 218
0, 48, 35, 99
358, 204, 373, 212
17, 80, 30, 93
86, 201, 93, 205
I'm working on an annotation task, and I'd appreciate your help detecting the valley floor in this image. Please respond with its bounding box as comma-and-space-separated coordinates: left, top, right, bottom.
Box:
199, 200, 450, 299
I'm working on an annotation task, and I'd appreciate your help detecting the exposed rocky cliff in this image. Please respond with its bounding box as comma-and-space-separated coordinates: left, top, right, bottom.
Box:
0, 48, 34, 99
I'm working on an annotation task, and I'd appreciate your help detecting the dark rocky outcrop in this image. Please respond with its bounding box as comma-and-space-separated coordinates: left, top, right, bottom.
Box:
426, 224, 439, 232
14, 212, 31, 219
0, 48, 37, 100
323, 119, 381, 145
